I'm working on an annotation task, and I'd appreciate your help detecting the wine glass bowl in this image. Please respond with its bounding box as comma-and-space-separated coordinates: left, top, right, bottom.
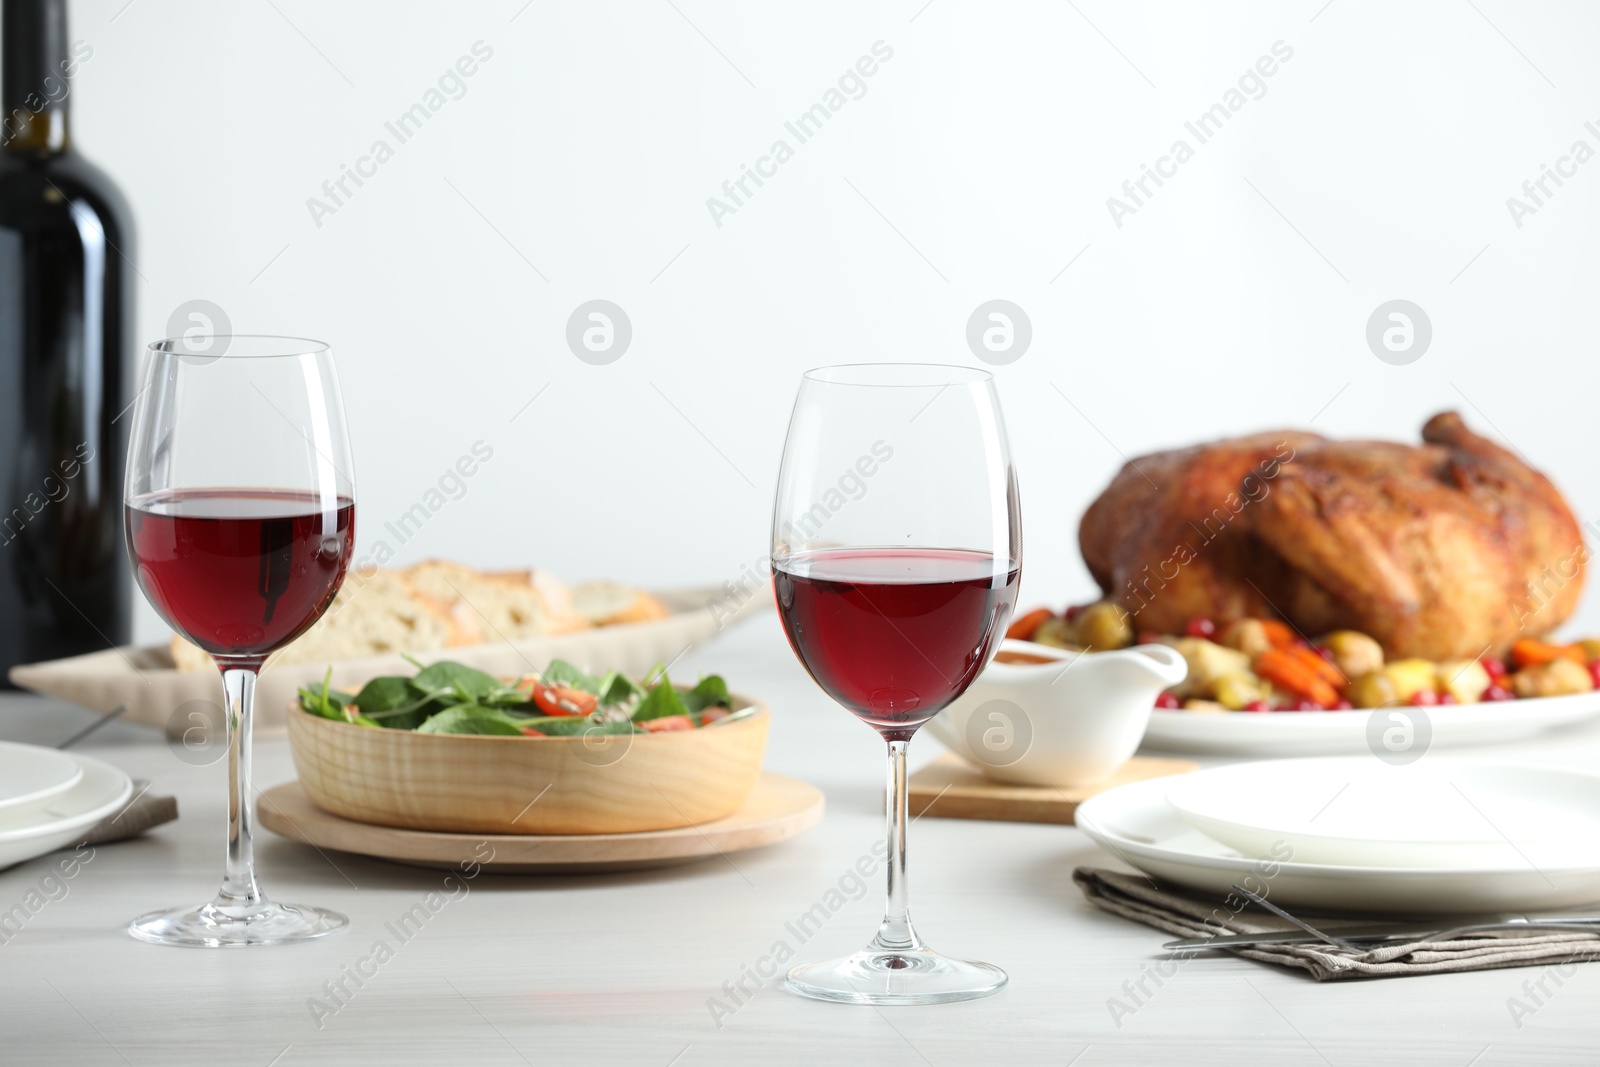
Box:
772, 363, 1021, 1004
124, 335, 355, 947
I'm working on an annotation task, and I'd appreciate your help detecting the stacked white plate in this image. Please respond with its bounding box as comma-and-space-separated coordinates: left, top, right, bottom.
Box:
1076, 756, 1600, 914
0, 742, 132, 869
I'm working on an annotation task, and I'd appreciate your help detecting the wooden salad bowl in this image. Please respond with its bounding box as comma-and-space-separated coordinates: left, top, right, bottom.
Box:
285, 693, 770, 835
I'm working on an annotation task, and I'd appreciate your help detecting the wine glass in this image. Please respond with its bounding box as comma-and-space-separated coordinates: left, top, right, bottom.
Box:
124, 335, 355, 947
771, 363, 1022, 1004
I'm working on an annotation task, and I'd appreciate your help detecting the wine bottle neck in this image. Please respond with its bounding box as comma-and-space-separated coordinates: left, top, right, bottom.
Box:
2, 0, 72, 155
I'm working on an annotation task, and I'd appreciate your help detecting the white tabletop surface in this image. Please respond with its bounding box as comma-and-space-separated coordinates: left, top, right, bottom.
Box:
5, 616, 1600, 1067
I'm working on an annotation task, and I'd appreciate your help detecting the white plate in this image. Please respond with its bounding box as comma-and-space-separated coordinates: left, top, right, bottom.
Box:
1076, 773, 1600, 914
0, 752, 132, 871
0, 742, 82, 822
1163, 757, 1600, 869
1142, 689, 1600, 756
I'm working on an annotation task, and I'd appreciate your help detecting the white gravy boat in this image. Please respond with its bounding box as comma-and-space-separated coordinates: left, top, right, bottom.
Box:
924, 639, 1188, 788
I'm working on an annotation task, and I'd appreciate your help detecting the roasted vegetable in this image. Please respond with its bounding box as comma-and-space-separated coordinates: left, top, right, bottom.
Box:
1255, 647, 1339, 708
1510, 638, 1586, 670
1214, 671, 1271, 711
1511, 657, 1594, 698
1346, 672, 1399, 709
1218, 619, 1273, 659
1437, 660, 1491, 704
1031, 616, 1079, 649
1320, 630, 1384, 680
1071, 601, 1134, 651
1007, 608, 1054, 642
1162, 637, 1251, 699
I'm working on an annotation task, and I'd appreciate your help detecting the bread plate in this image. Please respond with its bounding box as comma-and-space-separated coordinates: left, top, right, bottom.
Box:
7, 584, 767, 737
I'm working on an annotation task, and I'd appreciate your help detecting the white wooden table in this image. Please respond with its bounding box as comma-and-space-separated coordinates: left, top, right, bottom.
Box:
3, 619, 1599, 1066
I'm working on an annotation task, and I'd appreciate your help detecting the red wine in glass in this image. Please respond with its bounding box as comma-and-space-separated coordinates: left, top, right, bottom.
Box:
126, 489, 354, 664
774, 548, 1019, 740
772, 362, 1021, 1004
125, 335, 356, 948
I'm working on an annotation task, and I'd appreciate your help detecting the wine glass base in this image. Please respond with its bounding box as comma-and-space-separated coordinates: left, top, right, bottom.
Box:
128, 900, 348, 947
785, 947, 1007, 1005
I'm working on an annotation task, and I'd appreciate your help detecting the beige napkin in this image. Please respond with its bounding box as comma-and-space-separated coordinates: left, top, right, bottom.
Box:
77, 782, 178, 846
1075, 867, 1600, 980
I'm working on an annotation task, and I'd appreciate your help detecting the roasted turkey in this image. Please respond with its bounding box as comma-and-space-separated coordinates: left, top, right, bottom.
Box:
1078, 412, 1586, 661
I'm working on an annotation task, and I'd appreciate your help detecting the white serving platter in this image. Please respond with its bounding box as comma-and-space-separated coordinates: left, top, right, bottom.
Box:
1142, 689, 1600, 756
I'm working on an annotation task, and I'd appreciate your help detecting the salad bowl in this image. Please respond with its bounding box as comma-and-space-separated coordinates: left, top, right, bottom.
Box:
286, 692, 770, 835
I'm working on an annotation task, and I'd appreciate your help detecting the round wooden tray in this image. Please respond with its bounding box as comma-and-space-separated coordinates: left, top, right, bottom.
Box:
257, 772, 824, 874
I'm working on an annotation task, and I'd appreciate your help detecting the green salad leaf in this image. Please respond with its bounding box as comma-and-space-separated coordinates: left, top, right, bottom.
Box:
542, 659, 602, 694
632, 674, 691, 722
412, 660, 502, 701
596, 670, 646, 707
684, 674, 732, 713
296, 659, 735, 736
415, 705, 527, 736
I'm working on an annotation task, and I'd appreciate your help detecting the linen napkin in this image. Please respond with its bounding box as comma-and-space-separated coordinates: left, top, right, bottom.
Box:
1075, 867, 1600, 981
76, 781, 178, 846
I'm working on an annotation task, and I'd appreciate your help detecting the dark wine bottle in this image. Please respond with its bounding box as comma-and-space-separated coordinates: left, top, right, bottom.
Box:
0, 0, 132, 680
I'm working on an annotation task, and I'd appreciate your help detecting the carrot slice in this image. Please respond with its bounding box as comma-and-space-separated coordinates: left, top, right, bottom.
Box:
1255, 647, 1339, 708
1258, 620, 1298, 650
1285, 644, 1346, 690
1510, 638, 1585, 669
1006, 608, 1055, 642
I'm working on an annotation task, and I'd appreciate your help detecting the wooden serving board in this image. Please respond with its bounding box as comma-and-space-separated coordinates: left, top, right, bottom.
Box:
908, 753, 1197, 826
258, 771, 824, 875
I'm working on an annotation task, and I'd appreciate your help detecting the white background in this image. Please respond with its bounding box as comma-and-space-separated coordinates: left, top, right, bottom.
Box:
63, 0, 1600, 645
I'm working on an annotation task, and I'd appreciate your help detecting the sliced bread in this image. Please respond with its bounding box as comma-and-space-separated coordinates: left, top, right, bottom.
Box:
168, 569, 461, 671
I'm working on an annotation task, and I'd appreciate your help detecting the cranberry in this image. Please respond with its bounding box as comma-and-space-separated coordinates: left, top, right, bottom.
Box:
1332, 699, 1354, 711
1065, 603, 1087, 622
1409, 690, 1440, 706
1137, 632, 1162, 645
1185, 616, 1217, 639
1242, 699, 1272, 713
1154, 692, 1180, 709
1481, 657, 1508, 682
1290, 699, 1322, 712
1438, 692, 1459, 705
1588, 661, 1600, 690
1483, 684, 1517, 702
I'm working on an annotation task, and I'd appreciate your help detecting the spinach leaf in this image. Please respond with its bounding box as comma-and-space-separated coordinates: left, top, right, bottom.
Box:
298, 669, 353, 720
298, 671, 379, 726
684, 674, 732, 713
415, 705, 527, 736
542, 659, 601, 694
596, 670, 646, 707
352, 675, 416, 713
412, 660, 501, 701
633, 677, 690, 722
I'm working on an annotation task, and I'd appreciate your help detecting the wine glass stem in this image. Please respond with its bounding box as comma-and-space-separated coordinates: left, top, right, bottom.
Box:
218, 667, 263, 909
873, 739, 922, 954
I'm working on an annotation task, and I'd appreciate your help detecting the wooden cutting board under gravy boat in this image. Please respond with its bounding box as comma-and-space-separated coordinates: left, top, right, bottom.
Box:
908, 752, 1198, 825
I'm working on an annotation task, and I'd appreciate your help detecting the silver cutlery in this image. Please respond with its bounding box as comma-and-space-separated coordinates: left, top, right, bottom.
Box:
1164, 915, 1600, 951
